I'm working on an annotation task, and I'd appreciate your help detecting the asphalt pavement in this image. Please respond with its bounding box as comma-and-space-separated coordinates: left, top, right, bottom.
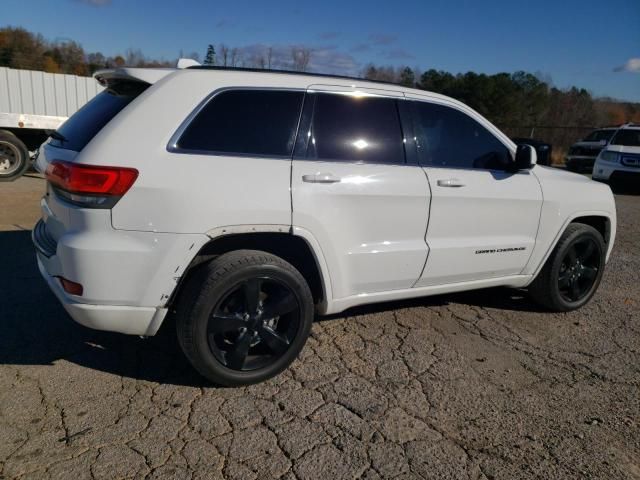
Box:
1, 175, 638, 479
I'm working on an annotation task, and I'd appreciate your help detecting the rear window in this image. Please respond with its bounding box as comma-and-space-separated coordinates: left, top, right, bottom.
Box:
176, 90, 304, 157
610, 129, 640, 147
583, 129, 615, 142
51, 81, 147, 151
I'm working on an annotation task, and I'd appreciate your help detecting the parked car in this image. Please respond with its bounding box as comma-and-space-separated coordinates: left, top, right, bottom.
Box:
33, 64, 617, 386
592, 123, 640, 186
511, 137, 552, 166
0, 66, 102, 181
565, 128, 617, 172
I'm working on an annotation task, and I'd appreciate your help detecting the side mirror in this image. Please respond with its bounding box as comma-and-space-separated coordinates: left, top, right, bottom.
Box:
514, 144, 537, 170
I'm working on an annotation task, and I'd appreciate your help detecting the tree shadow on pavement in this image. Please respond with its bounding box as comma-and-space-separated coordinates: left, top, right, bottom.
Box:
1, 229, 544, 386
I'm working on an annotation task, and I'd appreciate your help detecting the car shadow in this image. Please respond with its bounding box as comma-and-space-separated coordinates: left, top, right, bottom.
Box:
320, 286, 545, 322
609, 182, 640, 196
0, 229, 543, 387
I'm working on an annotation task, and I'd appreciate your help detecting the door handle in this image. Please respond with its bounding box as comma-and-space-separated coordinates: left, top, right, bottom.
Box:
437, 178, 465, 188
302, 173, 341, 184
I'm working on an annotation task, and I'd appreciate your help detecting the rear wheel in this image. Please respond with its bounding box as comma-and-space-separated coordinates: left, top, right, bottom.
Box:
0, 131, 29, 182
528, 223, 605, 311
176, 250, 314, 386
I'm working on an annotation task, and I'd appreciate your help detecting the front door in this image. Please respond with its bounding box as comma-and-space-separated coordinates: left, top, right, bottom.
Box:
405, 96, 543, 287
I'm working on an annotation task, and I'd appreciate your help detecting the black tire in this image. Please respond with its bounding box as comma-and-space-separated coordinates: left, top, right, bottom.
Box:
0, 131, 30, 182
528, 223, 605, 312
175, 250, 314, 386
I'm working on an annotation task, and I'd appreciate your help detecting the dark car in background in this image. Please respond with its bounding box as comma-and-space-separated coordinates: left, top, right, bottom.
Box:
565, 128, 617, 172
512, 138, 552, 166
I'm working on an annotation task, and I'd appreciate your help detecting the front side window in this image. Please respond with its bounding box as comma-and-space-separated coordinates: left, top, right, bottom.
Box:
303, 93, 405, 164
610, 129, 640, 147
177, 90, 304, 157
411, 101, 511, 170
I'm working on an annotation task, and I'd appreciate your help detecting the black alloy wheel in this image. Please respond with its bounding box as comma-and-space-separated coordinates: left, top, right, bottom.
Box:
528, 223, 606, 312
557, 237, 600, 303
176, 250, 314, 386
208, 277, 300, 371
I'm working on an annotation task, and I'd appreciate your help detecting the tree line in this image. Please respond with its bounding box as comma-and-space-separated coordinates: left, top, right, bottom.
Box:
1, 26, 638, 159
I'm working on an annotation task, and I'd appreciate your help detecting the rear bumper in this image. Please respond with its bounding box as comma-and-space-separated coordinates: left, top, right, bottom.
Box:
33, 207, 210, 336
37, 253, 168, 336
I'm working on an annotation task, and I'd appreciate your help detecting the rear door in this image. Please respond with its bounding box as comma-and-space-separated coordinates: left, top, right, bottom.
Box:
291, 86, 430, 300
406, 96, 542, 286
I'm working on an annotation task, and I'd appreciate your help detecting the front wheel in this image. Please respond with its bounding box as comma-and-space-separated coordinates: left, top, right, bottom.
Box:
176, 250, 314, 386
528, 223, 605, 311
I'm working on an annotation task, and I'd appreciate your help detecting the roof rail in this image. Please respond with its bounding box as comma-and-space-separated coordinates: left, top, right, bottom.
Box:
186, 65, 398, 87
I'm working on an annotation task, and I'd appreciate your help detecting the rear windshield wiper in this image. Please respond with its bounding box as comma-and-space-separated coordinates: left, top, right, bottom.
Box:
49, 131, 67, 143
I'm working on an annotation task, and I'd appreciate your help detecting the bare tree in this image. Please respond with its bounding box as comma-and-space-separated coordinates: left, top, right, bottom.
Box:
219, 44, 229, 67
266, 47, 273, 69
230, 48, 240, 67
252, 51, 266, 69
291, 47, 312, 72
126, 48, 147, 67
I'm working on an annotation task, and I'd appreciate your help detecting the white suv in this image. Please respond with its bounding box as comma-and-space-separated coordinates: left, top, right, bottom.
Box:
34, 66, 617, 385
592, 124, 640, 185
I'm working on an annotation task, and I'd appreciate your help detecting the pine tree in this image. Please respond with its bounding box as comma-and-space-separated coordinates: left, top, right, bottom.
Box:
399, 67, 415, 88
204, 44, 216, 66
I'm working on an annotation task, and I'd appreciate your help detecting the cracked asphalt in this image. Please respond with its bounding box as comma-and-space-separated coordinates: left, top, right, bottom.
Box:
1, 175, 639, 480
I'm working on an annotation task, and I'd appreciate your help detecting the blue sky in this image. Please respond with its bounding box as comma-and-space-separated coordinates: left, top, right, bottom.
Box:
4, 0, 640, 101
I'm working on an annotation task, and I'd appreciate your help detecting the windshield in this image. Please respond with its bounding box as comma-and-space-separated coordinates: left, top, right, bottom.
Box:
610, 129, 640, 147
582, 129, 615, 142
51, 81, 148, 151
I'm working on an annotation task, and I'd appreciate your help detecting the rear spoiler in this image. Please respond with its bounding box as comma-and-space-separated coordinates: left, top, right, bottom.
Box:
93, 67, 176, 87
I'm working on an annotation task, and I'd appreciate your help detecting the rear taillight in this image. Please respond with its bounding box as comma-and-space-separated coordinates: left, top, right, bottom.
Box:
45, 160, 138, 208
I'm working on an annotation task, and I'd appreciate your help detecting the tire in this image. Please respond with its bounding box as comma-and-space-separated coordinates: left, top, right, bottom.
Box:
0, 131, 30, 182
175, 250, 314, 386
528, 223, 605, 312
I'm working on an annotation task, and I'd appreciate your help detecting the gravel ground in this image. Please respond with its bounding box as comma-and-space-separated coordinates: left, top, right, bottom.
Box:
1, 175, 638, 480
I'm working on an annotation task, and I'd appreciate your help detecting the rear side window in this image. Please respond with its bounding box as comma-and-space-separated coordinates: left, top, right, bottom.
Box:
52, 81, 147, 152
176, 90, 304, 157
411, 101, 511, 170
303, 93, 405, 164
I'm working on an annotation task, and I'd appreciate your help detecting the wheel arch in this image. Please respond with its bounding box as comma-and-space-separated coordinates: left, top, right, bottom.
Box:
570, 215, 611, 246
527, 210, 615, 280
168, 228, 332, 313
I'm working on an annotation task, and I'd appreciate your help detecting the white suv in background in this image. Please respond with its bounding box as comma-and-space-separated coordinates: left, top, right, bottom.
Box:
34, 66, 616, 386
593, 124, 640, 185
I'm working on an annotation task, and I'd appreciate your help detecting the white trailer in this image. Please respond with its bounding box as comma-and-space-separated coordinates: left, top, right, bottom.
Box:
0, 66, 102, 181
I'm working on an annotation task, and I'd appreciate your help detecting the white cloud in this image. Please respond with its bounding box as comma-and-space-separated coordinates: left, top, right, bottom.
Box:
614, 58, 640, 73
